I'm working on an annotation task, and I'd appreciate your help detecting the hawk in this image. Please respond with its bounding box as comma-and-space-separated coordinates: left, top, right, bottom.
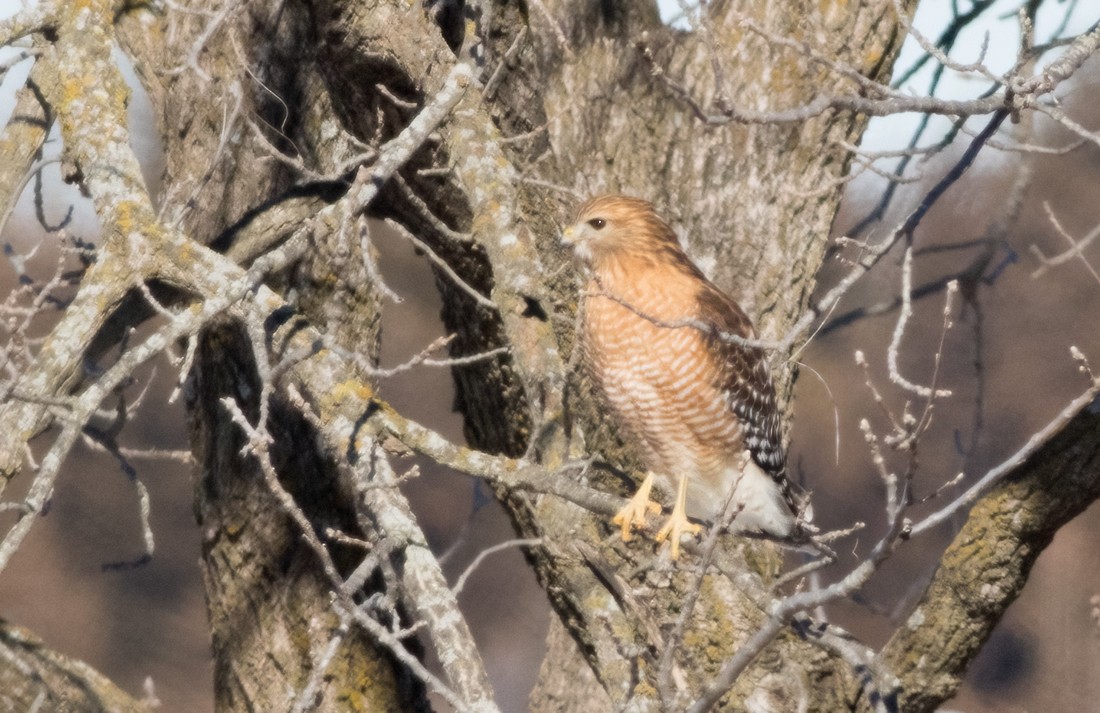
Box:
562, 195, 808, 558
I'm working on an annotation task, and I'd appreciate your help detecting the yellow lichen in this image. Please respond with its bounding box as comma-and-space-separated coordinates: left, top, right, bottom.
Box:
329, 379, 374, 403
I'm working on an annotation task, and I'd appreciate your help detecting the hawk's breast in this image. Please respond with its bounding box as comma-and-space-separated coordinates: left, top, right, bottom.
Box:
582, 265, 745, 508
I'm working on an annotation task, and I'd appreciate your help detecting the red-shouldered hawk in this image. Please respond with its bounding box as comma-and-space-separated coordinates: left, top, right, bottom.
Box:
562, 195, 808, 558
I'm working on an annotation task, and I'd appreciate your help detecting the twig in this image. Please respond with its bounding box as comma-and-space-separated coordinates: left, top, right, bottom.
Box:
393, 174, 473, 244
358, 217, 405, 304
290, 617, 349, 713
1031, 202, 1100, 284
451, 538, 542, 596
912, 365, 1100, 535
886, 247, 954, 399
383, 218, 497, 309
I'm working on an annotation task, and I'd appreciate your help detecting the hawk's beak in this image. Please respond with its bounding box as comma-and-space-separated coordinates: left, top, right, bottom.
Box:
561, 225, 576, 244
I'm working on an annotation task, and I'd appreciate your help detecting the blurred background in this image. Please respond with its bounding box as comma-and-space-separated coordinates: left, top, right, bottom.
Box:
1, 1, 1099, 711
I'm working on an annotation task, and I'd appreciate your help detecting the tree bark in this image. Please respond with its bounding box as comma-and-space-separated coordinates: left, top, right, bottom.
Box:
116, 3, 425, 709
883, 398, 1100, 712
0, 620, 150, 713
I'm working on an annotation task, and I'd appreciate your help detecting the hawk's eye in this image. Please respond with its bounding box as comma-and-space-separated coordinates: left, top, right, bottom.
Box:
587, 218, 606, 230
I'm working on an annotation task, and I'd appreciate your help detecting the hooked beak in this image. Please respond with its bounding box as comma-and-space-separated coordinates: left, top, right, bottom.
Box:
560, 223, 592, 263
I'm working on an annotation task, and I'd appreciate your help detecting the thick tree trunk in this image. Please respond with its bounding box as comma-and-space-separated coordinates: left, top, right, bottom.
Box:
117, 3, 423, 710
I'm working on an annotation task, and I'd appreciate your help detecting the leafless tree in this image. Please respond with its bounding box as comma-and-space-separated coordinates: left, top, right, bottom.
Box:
1, 0, 1099, 711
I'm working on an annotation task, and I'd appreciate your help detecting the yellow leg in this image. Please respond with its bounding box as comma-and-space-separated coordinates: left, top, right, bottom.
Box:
612, 471, 662, 542
655, 474, 702, 559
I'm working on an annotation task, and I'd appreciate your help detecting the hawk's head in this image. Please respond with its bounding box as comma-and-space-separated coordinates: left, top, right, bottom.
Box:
562, 194, 680, 265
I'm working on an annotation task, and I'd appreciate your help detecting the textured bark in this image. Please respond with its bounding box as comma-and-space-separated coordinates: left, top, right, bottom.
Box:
883, 400, 1100, 712
528, 616, 612, 712
115, 4, 418, 711
188, 323, 416, 713
0, 620, 150, 713
0, 61, 50, 233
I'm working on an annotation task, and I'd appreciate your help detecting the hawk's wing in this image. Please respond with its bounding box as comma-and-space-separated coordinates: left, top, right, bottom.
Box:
694, 282, 811, 525
694, 285, 785, 477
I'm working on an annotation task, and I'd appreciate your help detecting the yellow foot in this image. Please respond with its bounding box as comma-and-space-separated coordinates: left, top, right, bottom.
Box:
654, 475, 702, 559
654, 513, 702, 560
612, 472, 661, 542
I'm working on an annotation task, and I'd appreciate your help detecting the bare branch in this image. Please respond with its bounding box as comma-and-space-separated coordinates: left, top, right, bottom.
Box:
886, 247, 954, 399
0, 1, 57, 45
451, 538, 543, 596
912, 366, 1100, 536
1031, 202, 1100, 283
383, 218, 496, 309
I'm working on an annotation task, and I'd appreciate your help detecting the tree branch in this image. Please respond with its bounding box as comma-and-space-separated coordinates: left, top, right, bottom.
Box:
882, 391, 1100, 711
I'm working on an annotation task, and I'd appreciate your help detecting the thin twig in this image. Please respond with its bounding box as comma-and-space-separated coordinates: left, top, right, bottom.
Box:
912, 367, 1100, 535
451, 538, 543, 596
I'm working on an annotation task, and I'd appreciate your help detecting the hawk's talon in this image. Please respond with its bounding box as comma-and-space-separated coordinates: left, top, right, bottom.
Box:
653, 474, 702, 559
654, 515, 703, 560
612, 472, 661, 542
